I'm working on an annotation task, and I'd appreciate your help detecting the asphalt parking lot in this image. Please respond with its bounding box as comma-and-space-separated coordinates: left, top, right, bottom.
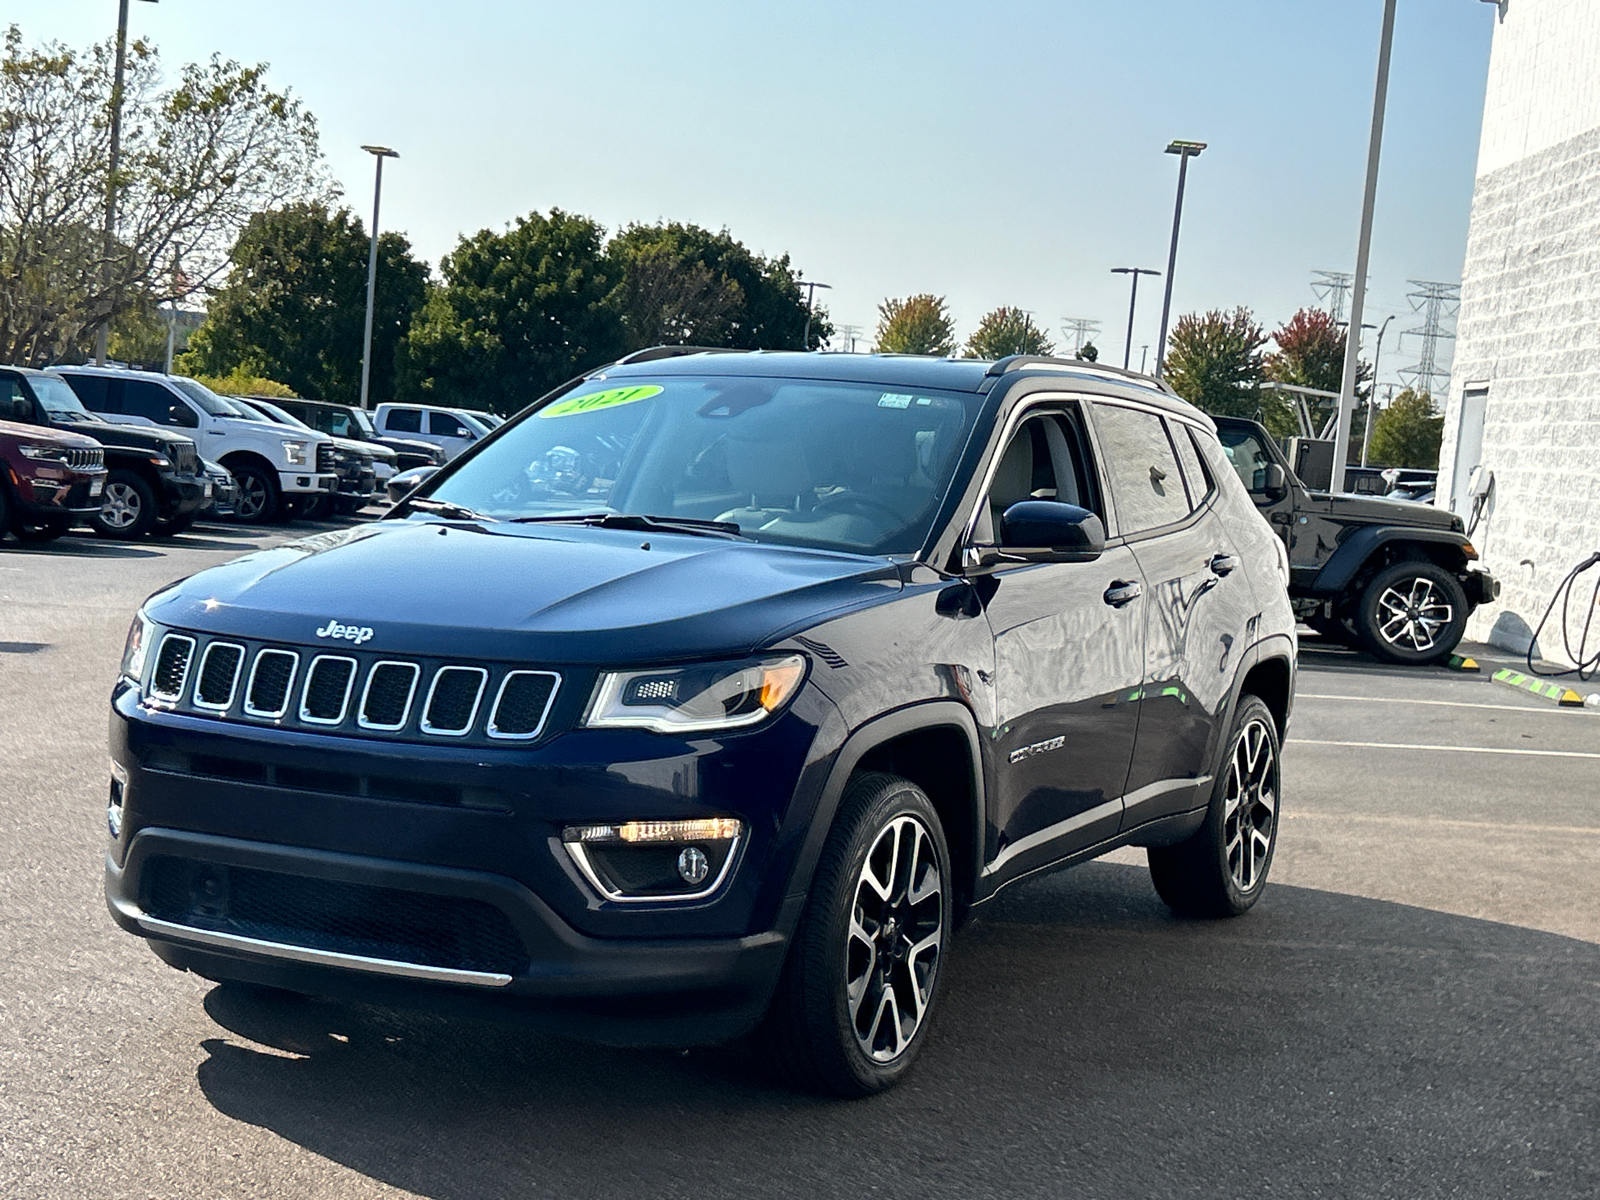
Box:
2, 521, 1597, 1199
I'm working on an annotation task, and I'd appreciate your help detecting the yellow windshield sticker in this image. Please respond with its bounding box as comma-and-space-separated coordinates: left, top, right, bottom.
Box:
539, 385, 663, 419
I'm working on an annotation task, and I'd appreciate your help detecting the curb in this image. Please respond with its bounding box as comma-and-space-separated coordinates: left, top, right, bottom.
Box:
1490, 668, 1586, 707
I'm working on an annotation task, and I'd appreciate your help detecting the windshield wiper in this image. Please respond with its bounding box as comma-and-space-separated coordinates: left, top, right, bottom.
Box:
509, 512, 745, 539
406, 497, 495, 522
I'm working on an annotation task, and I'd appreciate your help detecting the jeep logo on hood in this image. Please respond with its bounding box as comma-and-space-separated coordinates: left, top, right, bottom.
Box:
315, 620, 374, 646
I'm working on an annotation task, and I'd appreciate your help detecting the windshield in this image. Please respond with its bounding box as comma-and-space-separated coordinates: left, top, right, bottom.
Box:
424, 376, 981, 555
226, 399, 275, 424
33, 374, 96, 420
170, 377, 247, 418
248, 399, 312, 431
346, 407, 376, 435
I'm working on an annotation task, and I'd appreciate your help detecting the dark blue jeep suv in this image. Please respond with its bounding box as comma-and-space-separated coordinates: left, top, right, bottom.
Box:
106, 350, 1296, 1095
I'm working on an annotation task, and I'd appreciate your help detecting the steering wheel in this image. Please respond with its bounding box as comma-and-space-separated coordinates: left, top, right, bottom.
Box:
811, 491, 906, 528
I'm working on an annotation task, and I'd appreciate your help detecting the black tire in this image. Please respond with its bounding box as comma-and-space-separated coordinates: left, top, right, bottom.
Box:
757, 772, 952, 1097
229, 461, 281, 525
300, 493, 333, 520
153, 512, 197, 537
1304, 612, 1358, 648
0, 483, 10, 542
91, 469, 159, 539
1148, 694, 1282, 919
14, 516, 71, 542
1354, 560, 1469, 665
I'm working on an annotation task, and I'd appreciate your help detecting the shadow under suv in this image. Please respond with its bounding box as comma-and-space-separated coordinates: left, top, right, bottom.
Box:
105, 350, 1297, 1095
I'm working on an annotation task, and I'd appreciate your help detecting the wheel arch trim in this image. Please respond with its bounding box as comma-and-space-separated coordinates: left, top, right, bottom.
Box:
1309, 526, 1470, 597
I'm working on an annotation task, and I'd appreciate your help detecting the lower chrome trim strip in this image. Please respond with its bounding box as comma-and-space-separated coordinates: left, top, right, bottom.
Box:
132, 911, 513, 988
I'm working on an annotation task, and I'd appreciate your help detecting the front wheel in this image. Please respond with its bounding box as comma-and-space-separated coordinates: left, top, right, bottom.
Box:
1355, 561, 1469, 665
1148, 694, 1282, 918
758, 772, 952, 1097
92, 470, 158, 539
229, 462, 281, 525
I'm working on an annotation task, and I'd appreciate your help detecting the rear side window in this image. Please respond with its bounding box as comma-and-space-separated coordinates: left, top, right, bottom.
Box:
385, 407, 422, 433
61, 374, 110, 412
1172, 423, 1216, 509
1091, 403, 1189, 534
123, 380, 195, 427
429, 411, 471, 438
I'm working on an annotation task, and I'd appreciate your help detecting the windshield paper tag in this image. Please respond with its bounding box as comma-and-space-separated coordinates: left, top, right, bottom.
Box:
878, 393, 914, 409
540, 385, 663, 419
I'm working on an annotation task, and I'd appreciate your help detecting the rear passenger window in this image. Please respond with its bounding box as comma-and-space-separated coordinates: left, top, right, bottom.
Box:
1091, 403, 1190, 534
123, 380, 196, 427
1172, 424, 1215, 509
385, 408, 422, 433
61, 374, 110, 412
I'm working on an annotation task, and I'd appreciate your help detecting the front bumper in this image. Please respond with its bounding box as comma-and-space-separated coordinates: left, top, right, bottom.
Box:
279, 471, 339, 495
1464, 568, 1499, 608
16, 470, 106, 519
156, 473, 209, 520
106, 828, 790, 1044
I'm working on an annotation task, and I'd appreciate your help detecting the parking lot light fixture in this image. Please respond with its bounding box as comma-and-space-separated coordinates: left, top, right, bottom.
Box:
1111, 267, 1160, 370
1154, 140, 1206, 380
359, 145, 399, 412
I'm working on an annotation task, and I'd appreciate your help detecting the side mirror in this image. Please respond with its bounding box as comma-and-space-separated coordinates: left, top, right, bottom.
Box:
967, 501, 1106, 570
168, 403, 199, 429
11, 397, 33, 422
1258, 462, 1288, 503
386, 465, 439, 506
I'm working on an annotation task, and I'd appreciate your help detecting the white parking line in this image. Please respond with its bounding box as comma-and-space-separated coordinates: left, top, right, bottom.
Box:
1298, 692, 1576, 716
1289, 738, 1600, 761
1284, 812, 1600, 837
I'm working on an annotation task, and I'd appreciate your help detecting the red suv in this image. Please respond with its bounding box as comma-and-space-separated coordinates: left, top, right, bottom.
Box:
0, 415, 107, 542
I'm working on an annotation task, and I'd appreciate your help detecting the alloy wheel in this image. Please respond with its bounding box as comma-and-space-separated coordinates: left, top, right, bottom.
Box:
1375, 575, 1454, 653
100, 482, 142, 531
1222, 717, 1277, 893
236, 475, 268, 521
846, 814, 944, 1063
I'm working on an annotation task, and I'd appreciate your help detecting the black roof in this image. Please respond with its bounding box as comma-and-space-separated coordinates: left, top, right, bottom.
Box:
593, 349, 1204, 419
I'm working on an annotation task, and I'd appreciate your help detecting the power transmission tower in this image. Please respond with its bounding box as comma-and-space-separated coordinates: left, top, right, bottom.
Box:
1310, 270, 1356, 322
833, 323, 864, 353
1060, 317, 1101, 355
1395, 280, 1460, 399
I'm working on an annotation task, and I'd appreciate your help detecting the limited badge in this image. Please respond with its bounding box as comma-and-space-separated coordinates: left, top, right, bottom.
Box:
539, 385, 663, 419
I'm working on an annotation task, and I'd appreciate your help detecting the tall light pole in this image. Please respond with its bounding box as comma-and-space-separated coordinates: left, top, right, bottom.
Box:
1331, 0, 1398, 494
800, 281, 832, 349
1154, 140, 1205, 379
96, 0, 159, 365
1361, 314, 1395, 467
358, 145, 398, 412
1111, 267, 1160, 370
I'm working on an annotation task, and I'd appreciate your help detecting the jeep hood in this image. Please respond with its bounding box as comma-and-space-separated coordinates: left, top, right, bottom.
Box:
1304, 489, 1462, 530
147, 518, 903, 664
53, 414, 190, 456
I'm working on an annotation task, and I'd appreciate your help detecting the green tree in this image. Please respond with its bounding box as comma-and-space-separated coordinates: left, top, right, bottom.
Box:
397, 209, 624, 414
965, 307, 1055, 359
875, 294, 956, 355
1163, 307, 1267, 420
179, 203, 427, 405
0, 26, 328, 365
606, 223, 743, 349
1366, 388, 1443, 468
1075, 342, 1099, 362
1263, 307, 1371, 440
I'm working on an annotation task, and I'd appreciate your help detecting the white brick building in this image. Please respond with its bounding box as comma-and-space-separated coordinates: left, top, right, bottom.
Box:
1438, 0, 1600, 661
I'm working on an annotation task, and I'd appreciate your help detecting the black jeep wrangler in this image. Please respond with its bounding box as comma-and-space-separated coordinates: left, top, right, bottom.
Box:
1213, 416, 1497, 665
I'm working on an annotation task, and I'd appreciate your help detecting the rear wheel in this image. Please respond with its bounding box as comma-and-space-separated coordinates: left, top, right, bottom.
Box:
91, 469, 158, 539
759, 772, 951, 1097
1355, 560, 1469, 665
1148, 694, 1281, 918
229, 462, 281, 525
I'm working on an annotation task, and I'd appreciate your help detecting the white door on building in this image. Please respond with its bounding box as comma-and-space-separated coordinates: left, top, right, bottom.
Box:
1451, 386, 1489, 515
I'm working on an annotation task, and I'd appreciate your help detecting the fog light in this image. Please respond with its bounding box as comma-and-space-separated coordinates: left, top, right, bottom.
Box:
560, 817, 743, 901
108, 760, 127, 839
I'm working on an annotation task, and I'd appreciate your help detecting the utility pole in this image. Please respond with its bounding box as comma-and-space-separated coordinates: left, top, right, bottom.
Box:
1361, 314, 1395, 467
1155, 140, 1205, 378
96, 0, 159, 365
1111, 267, 1160, 370
1140, 345, 1149, 373
1311, 270, 1357, 322
833, 323, 863, 353
1332, 0, 1397, 496
163, 244, 182, 374
800, 281, 832, 350
1061, 318, 1101, 356
358, 145, 398, 412
1396, 280, 1461, 399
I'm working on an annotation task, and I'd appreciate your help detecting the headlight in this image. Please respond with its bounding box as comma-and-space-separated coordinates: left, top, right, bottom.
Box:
121, 611, 155, 684
281, 439, 308, 465
18, 444, 68, 462
583, 654, 807, 734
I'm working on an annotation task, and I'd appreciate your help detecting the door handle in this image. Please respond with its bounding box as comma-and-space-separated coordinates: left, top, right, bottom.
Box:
1103, 580, 1142, 607
1209, 552, 1240, 576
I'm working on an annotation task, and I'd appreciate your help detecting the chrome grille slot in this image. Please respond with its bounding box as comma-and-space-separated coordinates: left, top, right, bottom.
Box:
316, 443, 335, 472
421, 666, 488, 736
300, 655, 357, 725
172, 444, 197, 475
359, 661, 420, 730
487, 671, 560, 740
244, 649, 299, 719
150, 635, 196, 702
193, 642, 245, 711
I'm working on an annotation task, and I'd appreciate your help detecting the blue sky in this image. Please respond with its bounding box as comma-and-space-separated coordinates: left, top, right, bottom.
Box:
22, 0, 1495, 385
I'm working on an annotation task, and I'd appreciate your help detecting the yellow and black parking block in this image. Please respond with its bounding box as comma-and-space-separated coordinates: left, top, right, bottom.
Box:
1490, 668, 1586, 707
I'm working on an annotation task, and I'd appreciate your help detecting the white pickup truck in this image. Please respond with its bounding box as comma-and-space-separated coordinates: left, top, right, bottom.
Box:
53, 367, 338, 523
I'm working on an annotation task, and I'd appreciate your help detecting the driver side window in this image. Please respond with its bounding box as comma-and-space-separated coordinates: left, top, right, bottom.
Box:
974, 412, 1096, 544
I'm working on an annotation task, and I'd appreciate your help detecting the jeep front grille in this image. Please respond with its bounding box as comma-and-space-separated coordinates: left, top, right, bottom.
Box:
170, 444, 198, 476
66, 447, 105, 471
139, 633, 562, 746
